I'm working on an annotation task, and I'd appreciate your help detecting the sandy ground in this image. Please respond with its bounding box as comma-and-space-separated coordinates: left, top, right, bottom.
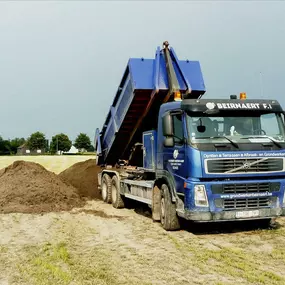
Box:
0, 155, 95, 174
0, 200, 285, 285
1, 156, 285, 285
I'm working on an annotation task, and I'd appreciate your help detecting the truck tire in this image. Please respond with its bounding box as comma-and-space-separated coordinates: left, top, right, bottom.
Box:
111, 175, 125, 209
101, 174, 112, 203
160, 184, 180, 231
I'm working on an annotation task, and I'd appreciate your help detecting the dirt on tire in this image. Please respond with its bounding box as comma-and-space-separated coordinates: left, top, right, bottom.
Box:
0, 160, 85, 214
58, 159, 101, 199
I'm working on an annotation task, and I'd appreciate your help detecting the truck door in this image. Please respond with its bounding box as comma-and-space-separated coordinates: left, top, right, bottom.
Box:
163, 111, 187, 194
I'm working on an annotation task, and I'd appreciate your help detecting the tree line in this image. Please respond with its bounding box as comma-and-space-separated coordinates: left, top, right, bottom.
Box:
0, 132, 94, 155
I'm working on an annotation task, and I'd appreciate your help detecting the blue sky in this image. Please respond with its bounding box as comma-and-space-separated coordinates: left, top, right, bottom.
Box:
0, 1, 284, 143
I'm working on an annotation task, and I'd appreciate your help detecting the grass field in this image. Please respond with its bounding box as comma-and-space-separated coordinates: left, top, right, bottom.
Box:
0, 155, 96, 174
1, 155, 285, 285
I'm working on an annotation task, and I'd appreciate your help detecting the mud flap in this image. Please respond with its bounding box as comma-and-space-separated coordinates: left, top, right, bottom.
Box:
152, 186, 161, 221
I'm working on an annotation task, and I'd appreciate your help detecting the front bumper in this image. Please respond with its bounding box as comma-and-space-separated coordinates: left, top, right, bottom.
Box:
177, 207, 285, 222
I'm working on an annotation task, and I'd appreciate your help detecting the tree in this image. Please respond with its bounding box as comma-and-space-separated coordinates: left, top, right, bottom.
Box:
74, 133, 92, 151
88, 144, 95, 152
50, 133, 72, 154
9, 137, 26, 154
0, 136, 11, 155
27, 132, 46, 150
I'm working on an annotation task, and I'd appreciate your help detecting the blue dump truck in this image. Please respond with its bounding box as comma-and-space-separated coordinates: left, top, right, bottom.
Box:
95, 41, 285, 230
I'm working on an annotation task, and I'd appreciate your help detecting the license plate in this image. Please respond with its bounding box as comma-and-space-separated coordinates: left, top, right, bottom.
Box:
236, 210, 260, 219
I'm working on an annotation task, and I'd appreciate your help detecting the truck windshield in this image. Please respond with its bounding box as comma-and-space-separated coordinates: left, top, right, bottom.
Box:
186, 112, 285, 143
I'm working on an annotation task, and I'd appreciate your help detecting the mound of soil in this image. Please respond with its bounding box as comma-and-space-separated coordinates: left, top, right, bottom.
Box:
0, 161, 85, 214
58, 159, 101, 199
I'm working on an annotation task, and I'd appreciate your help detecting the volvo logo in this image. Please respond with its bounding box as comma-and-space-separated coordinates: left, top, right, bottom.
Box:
241, 163, 250, 169
226, 158, 269, 174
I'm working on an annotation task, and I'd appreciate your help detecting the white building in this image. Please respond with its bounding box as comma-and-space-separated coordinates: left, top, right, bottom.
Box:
62, 145, 79, 155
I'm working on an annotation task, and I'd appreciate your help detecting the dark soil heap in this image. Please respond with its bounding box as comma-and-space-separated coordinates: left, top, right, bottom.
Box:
59, 159, 101, 199
0, 161, 85, 214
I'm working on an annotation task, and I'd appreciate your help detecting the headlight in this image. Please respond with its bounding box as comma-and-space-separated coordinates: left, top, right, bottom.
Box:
194, 185, 209, 207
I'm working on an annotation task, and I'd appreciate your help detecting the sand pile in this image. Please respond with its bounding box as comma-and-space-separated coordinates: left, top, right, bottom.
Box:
59, 159, 101, 199
0, 161, 85, 214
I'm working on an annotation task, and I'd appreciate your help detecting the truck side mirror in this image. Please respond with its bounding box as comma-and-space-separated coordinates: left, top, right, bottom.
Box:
162, 113, 173, 136
164, 137, 174, 147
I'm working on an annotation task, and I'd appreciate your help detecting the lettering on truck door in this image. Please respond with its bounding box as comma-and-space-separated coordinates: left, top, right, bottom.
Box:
163, 112, 186, 195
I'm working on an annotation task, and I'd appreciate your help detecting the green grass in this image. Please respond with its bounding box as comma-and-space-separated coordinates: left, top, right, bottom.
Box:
0, 245, 8, 254
167, 231, 285, 285
18, 242, 117, 285
17, 241, 154, 285
270, 247, 285, 263
19, 242, 72, 285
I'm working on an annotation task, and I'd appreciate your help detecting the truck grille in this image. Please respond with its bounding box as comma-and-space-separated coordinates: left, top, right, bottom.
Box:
207, 158, 283, 174
211, 182, 280, 194
223, 197, 270, 209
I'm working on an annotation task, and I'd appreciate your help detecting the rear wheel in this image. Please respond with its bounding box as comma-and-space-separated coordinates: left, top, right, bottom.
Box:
111, 176, 125, 208
160, 184, 180, 231
101, 174, 112, 203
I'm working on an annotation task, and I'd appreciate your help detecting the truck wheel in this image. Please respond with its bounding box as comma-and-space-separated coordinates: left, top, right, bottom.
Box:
101, 174, 112, 203
160, 184, 180, 231
111, 175, 125, 208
